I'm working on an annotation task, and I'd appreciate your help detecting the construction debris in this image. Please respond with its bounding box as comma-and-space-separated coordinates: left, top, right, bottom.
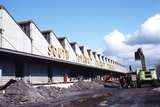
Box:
1, 80, 45, 106
0, 80, 105, 107
0, 79, 17, 90
68, 81, 104, 91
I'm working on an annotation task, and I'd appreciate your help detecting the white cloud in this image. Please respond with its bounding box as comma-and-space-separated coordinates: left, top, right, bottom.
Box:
126, 14, 160, 45
141, 14, 160, 37
103, 14, 160, 69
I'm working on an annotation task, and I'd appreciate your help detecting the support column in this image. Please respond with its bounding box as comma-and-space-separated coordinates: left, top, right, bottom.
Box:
0, 28, 2, 48
0, 13, 3, 48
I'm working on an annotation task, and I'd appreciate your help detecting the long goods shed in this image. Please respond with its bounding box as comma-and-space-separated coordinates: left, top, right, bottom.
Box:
0, 48, 125, 85
0, 5, 127, 85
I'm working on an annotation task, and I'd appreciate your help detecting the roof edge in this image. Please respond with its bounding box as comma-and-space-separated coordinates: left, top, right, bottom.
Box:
0, 5, 5, 9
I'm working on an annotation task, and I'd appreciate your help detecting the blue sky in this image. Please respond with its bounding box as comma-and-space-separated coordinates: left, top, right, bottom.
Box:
1, 0, 160, 53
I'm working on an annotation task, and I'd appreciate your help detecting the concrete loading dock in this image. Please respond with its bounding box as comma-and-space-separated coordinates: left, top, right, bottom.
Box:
0, 48, 124, 84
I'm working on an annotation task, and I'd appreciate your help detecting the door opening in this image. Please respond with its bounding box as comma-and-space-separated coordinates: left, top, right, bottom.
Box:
15, 62, 24, 79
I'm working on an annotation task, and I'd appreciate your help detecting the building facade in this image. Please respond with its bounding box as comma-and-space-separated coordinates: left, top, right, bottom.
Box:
0, 5, 128, 85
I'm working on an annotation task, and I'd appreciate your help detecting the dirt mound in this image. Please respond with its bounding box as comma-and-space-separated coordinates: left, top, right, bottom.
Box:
2, 80, 45, 106
37, 86, 62, 99
0, 80, 104, 107
69, 81, 104, 91
0, 79, 16, 90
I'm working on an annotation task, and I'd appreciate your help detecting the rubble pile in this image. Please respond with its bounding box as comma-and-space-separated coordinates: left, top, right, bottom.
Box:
68, 81, 104, 91
37, 86, 68, 99
0, 80, 104, 107
1, 80, 45, 106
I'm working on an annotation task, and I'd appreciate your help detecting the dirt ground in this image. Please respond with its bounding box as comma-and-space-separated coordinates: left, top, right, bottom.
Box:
0, 80, 107, 107
63, 87, 160, 107
1, 80, 160, 107
106, 87, 160, 107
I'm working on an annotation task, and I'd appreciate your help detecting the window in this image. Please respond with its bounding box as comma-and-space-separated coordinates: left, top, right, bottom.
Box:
20, 23, 31, 38
43, 33, 51, 44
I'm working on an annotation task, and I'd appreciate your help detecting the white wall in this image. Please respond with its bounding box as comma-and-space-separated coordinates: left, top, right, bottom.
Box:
74, 44, 83, 63
94, 53, 101, 68
48, 32, 66, 59
63, 39, 77, 62
0, 9, 2, 47
0, 9, 31, 53
103, 58, 109, 69
83, 47, 90, 59
80, 47, 90, 64
50, 32, 63, 48
105, 59, 112, 70
75, 44, 83, 56
101, 56, 105, 69
30, 23, 49, 56
88, 50, 96, 66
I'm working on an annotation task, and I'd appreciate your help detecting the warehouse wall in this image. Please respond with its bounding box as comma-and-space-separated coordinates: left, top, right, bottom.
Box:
107, 59, 114, 70
87, 50, 96, 66
0, 6, 129, 85
71, 43, 83, 63
60, 39, 77, 62
0, 60, 15, 85
83, 47, 90, 60
103, 57, 109, 69
0, 8, 31, 53
28, 63, 48, 84
93, 52, 100, 67
74, 44, 83, 56
0, 9, 2, 47
101, 56, 106, 69
98, 55, 104, 68
50, 32, 63, 49
51, 66, 70, 83
47, 32, 66, 59
80, 46, 90, 65
30, 23, 49, 56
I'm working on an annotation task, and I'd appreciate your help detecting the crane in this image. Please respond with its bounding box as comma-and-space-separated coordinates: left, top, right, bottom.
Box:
135, 48, 146, 71
135, 48, 158, 87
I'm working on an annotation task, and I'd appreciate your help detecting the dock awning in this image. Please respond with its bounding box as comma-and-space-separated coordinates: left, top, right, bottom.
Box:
0, 48, 125, 75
